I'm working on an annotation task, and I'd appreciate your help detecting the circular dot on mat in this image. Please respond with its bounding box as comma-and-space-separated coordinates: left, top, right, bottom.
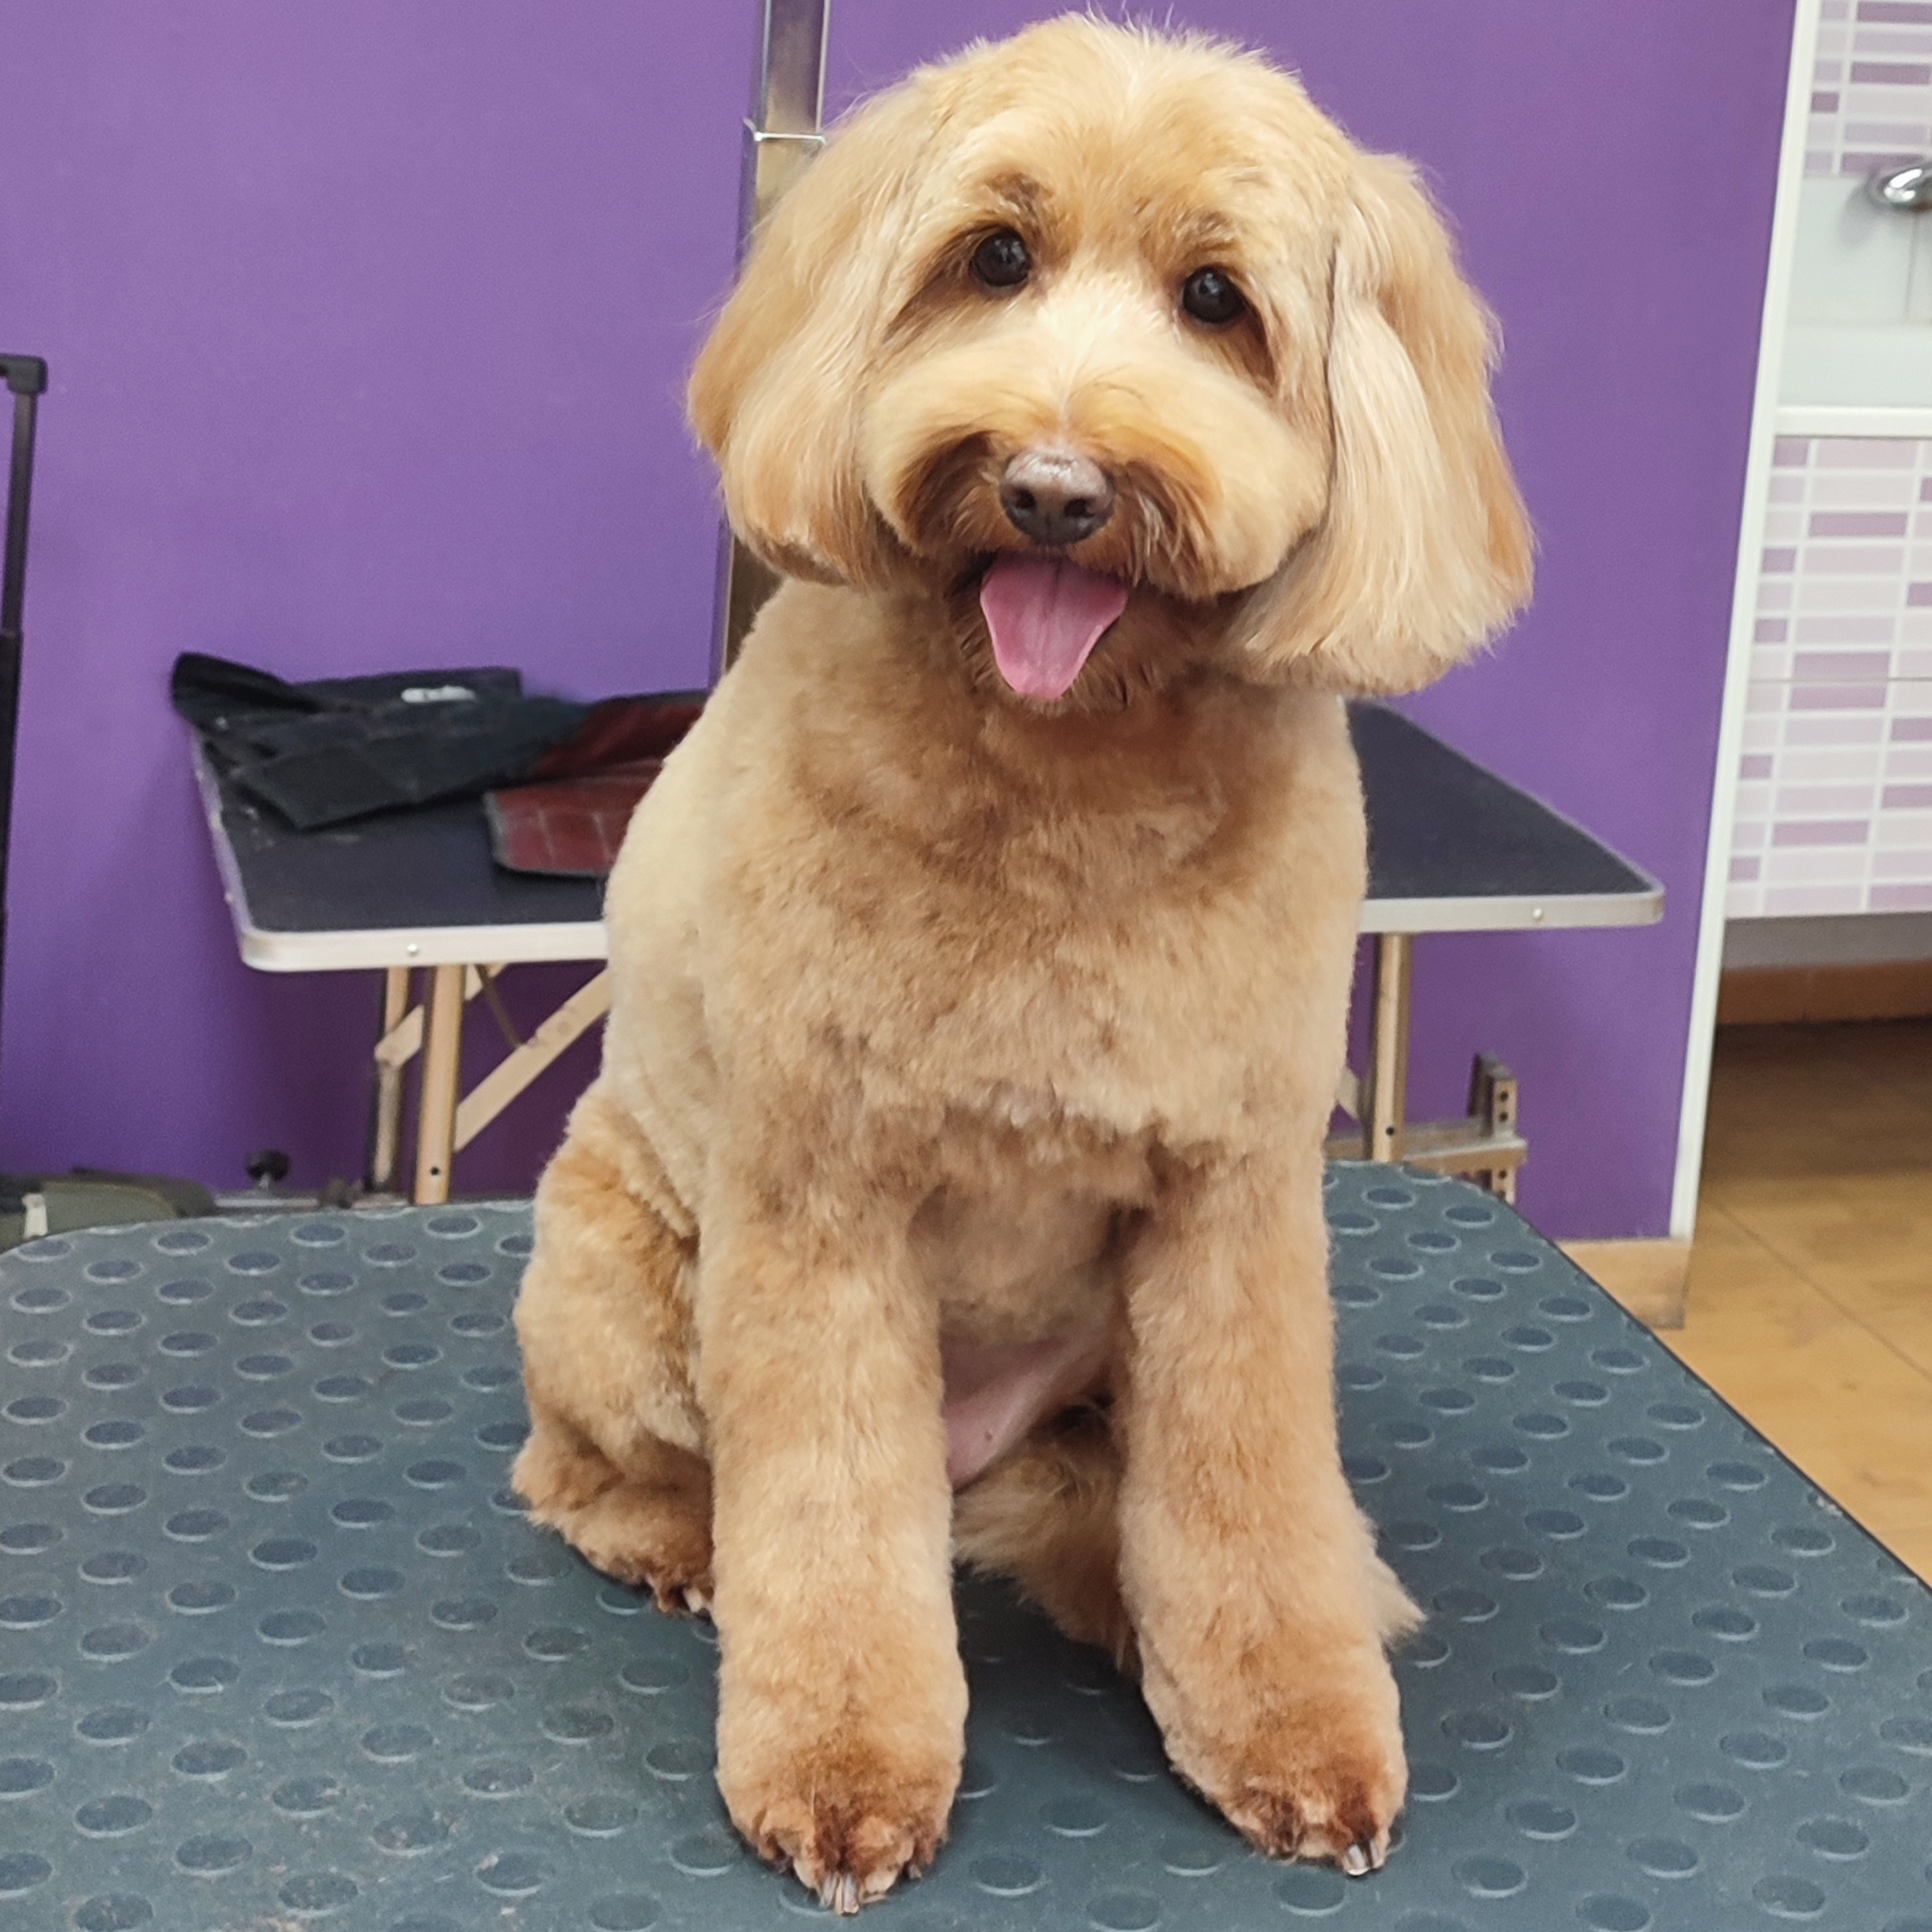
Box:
1273, 1866, 1346, 1915
1842, 1592, 1907, 1626
1541, 1618, 1606, 1654
542, 1703, 614, 1743
0, 1670, 56, 1706
1044, 1795, 1108, 1837
176, 1834, 251, 1874
1454, 1855, 1525, 1897
278, 1870, 358, 1914
264, 1689, 333, 1726
1442, 1708, 1511, 1750
1526, 1509, 1586, 1539
1559, 1747, 1627, 1785
75, 1705, 147, 1743
1408, 1760, 1459, 1801
1159, 1830, 1225, 1877
668, 1828, 742, 1876
1578, 1898, 1650, 1931
1753, 1876, 1827, 1919
1764, 1682, 1829, 1718
973, 1855, 1045, 1897
372, 1808, 450, 1855
1841, 1765, 1908, 1803
76, 1795, 152, 1835
620, 1657, 689, 1695
169, 1654, 240, 1694
645, 1737, 709, 1780
1804, 1638, 1867, 1671
1772, 1525, 1834, 1557
1674, 1781, 1745, 1822
1587, 1575, 1649, 1610
1605, 1696, 1672, 1734
270, 1776, 341, 1817
565, 1793, 636, 1836
1880, 1715, 1932, 1754
1649, 1649, 1716, 1686
1626, 1837, 1697, 1878
1721, 1731, 1789, 1769
1508, 1798, 1577, 1840
475, 1853, 548, 1896
1088, 1889, 1160, 1931
1796, 1817, 1869, 1860
1695, 1605, 1758, 1641
259, 1609, 326, 1646
0, 1755, 54, 1797
171, 1738, 245, 1777
1385, 1520, 1441, 1552
167, 1584, 238, 1615
0, 1847, 51, 1893
362, 1724, 431, 1761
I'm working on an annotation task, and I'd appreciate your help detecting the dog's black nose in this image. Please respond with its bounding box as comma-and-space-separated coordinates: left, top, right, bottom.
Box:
999, 448, 1116, 547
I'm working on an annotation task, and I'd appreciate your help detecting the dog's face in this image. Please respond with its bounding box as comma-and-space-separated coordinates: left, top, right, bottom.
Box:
691, 18, 1532, 704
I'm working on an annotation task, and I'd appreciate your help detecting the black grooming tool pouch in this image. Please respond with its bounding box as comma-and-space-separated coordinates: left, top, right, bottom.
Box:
172, 651, 591, 831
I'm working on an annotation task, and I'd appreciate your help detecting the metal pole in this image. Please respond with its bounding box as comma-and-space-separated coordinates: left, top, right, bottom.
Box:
711, 0, 832, 680
1365, 932, 1413, 1164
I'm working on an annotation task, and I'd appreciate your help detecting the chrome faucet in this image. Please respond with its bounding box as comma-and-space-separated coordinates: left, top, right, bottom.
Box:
1866, 157, 1932, 210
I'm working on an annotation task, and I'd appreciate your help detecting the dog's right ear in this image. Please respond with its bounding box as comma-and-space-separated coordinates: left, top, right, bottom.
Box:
688, 84, 931, 588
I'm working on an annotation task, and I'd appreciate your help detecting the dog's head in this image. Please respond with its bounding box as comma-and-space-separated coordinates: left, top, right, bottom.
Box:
690, 17, 1531, 704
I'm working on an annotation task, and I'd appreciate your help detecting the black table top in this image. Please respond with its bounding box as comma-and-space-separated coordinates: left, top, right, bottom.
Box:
194, 704, 1659, 972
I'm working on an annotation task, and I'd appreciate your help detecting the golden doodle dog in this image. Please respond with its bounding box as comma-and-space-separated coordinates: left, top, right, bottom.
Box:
513, 14, 1530, 1912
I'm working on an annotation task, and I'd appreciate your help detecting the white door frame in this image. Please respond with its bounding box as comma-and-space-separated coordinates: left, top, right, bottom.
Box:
1670, 0, 1823, 1238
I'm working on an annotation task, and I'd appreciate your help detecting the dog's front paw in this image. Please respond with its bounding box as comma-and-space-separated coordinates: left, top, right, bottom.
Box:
1153, 1649, 1406, 1873
724, 1740, 957, 1913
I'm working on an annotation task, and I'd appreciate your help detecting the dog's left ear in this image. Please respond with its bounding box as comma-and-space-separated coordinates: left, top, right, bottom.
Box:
687, 84, 930, 588
1243, 153, 1533, 693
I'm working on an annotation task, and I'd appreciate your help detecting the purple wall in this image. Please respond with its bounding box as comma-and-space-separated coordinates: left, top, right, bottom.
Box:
0, 3, 1791, 1233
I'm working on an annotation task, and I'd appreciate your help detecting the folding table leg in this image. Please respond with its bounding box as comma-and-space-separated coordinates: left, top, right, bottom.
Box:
413, 963, 466, 1205
1365, 932, 1413, 1164
366, 967, 412, 1194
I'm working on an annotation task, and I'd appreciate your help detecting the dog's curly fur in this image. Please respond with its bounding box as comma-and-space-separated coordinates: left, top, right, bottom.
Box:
512, 15, 1531, 1912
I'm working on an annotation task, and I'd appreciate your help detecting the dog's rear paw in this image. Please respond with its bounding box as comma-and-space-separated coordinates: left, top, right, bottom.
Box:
511, 1434, 713, 1616
729, 1751, 953, 1913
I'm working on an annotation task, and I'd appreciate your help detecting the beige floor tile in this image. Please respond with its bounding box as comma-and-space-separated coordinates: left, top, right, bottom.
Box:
1666, 1202, 1932, 1578
1676, 1021, 1932, 1582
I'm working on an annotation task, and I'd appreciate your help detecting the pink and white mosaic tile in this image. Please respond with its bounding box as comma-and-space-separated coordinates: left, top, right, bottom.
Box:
1807, 0, 1932, 177
1729, 433, 1932, 916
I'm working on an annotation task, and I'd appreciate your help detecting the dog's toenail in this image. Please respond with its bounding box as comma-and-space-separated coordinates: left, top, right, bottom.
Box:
1341, 1844, 1370, 1877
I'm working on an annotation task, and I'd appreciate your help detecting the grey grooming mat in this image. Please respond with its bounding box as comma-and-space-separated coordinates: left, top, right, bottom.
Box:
1, 1171, 1927, 1930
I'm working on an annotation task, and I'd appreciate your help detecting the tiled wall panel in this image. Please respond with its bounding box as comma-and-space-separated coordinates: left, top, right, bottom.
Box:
1728, 434, 1932, 916
1808, 0, 1932, 176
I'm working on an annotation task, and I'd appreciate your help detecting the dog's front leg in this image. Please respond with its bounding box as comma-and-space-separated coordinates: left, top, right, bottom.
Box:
1118, 1153, 1415, 1873
697, 1174, 964, 1914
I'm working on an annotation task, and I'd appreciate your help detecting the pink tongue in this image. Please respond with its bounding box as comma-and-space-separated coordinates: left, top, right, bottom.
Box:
979, 554, 1129, 700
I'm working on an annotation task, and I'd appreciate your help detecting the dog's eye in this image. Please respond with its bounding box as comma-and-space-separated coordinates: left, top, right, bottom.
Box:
1181, 267, 1246, 326
972, 229, 1031, 290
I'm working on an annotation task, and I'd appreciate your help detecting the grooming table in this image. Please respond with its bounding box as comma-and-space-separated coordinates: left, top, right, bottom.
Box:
4, 1171, 1925, 1930
192, 708, 1659, 1205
